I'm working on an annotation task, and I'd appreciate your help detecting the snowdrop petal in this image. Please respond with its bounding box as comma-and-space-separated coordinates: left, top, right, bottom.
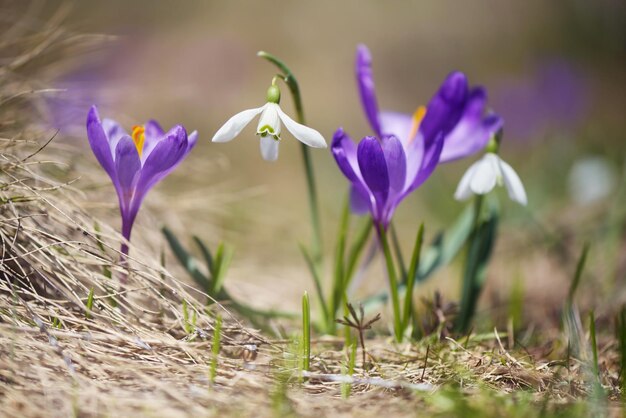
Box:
257, 103, 281, 136
276, 105, 326, 148
469, 154, 498, 195
212, 104, 267, 143
499, 159, 528, 205
260, 136, 279, 161
454, 161, 480, 201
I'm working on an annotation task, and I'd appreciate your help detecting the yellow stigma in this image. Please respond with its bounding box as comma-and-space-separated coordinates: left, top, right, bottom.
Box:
131, 125, 145, 157
407, 106, 427, 144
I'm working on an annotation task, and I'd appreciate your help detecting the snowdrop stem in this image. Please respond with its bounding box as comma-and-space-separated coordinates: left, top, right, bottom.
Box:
271, 74, 285, 86
258, 51, 323, 265
471, 194, 484, 228
456, 194, 485, 332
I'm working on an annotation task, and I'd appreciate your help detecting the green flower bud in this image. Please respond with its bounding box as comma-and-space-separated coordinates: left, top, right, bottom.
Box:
485, 128, 503, 154
266, 85, 281, 104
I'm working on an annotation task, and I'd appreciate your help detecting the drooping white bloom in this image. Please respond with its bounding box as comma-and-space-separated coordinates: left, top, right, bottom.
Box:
212, 102, 326, 161
454, 152, 527, 205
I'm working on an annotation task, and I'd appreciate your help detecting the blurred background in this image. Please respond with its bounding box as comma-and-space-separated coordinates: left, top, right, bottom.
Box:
7, 0, 626, 326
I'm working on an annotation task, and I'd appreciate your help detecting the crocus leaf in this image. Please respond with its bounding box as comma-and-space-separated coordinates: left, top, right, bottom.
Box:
162, 226, 210, 291
211, 243, 233, 295
362, 204, 474, 311
193, 235, 215, 277
454, 199, 499, 333
344, 217, 373, 288
417, 204, 474, 281
403, 223, 424, 332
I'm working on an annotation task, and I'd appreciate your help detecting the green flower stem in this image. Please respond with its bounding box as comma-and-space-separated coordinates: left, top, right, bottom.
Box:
402, 223, 424, 333
302, 291, 311, 371
330, 196, 351, 332
456, 194, 484, 333
390, 223, 407, 282
377, 224, 403, 342
258, 51, 323, 265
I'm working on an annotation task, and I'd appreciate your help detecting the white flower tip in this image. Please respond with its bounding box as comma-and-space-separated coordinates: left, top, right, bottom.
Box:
260, 135, 279, 161
275, 105, 327, 149
453, 188, 471, 201
211, 131, 232, 143
212, 106, 267, 143
499, 158, 528, 206
511, 190, 528, 206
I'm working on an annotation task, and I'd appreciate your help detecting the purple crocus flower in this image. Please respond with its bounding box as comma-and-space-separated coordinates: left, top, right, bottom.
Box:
331, 45, 502, 228
86, 105, 197, 258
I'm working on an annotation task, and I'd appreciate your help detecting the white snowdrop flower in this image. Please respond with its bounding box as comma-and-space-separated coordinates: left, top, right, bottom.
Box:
454, 152, 527, 205
568, 156, 616, 205
211, 85, 326, 161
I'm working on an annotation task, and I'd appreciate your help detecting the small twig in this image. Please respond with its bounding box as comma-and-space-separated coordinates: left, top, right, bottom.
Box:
336, 302, 381, 367
21, 130, 58, 162
421, 345, 430, 381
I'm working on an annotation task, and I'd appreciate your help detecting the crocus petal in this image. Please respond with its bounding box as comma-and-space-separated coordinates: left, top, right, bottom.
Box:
469, 154, 498, 194
331, 128, 361, 183
276, 105, 326, 148
454, 160, 481, 200
406, 132, 445, 193
142, 124, 183, 164
160, 129, 198, 177
499, 158, 528, 205
440, 88, 503, 162
102, 118, 127, 156
420, 72, 468, 146
357, 136, 389, 222
379, 111, 412, 145
350, 184, 371, 214
125, 126, 188, 231
86, 106, 117, 184
212, 104, 267, 143
380, 135, 406, 195
141, 119, 165, 159
260, 136, 279, 161
356, 44, 382, 137
114, 135, 141, 214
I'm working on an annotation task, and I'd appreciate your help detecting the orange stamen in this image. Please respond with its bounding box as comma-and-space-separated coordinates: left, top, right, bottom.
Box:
407, 106, 427, 144
131, 125, 145, 157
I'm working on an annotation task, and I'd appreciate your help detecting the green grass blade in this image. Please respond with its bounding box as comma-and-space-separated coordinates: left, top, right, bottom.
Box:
210, 314, 222, 384
85, 288, 94, 319
619, 306, 626, 398
568, 242, 590, 305
589, 310, 599, 379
